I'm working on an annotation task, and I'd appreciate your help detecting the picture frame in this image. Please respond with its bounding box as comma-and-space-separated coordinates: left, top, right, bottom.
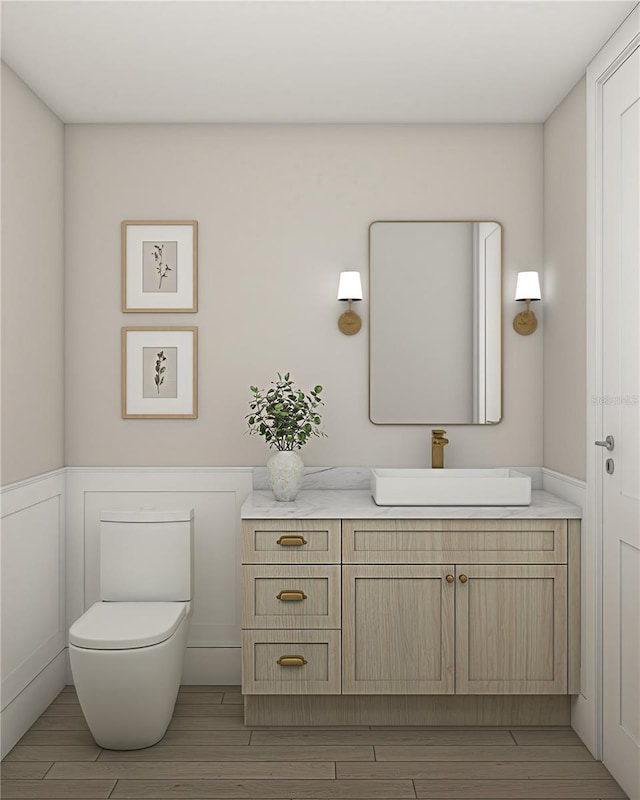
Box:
122, 220, 198, 312
122, 327, 198, 419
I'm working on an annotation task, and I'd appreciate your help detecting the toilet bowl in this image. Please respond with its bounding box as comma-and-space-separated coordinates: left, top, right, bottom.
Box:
69, 508, 194, 750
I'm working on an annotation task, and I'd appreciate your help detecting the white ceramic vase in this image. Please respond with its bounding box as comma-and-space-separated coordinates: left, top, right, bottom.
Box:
267, 450, 304, 502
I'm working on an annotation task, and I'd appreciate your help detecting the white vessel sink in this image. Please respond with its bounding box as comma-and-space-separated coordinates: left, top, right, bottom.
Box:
371, 468, 532, 507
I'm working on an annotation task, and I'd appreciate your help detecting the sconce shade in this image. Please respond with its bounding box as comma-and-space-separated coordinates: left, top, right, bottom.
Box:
515, 271, 541, 301
337, 271, 363, 301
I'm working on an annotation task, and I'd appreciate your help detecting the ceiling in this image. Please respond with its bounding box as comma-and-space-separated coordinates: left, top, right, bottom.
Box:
1, 0, 636, 124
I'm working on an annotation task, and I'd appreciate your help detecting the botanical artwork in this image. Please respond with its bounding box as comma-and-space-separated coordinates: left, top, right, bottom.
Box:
123, 222, 197, 312
142, 241, 178, 293
142, 347, 178, 398
123, 326, 197, 418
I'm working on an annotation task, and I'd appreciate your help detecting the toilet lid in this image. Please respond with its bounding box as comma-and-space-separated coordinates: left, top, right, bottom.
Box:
69, 602, 187, 650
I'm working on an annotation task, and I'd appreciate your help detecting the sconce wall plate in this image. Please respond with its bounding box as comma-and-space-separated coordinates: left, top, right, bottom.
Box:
338, 304, 362, 335
513, 301, 538, 335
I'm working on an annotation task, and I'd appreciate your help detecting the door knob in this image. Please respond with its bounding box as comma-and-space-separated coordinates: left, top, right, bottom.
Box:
595, 435, 615, 451
459, 574, 468, 583
445, 574, 454, 583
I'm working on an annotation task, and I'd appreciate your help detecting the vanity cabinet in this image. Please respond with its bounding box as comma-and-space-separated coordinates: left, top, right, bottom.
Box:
241, 517, 579, 702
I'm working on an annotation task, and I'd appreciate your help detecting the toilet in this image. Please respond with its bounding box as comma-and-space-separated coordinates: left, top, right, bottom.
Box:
69, 508, 194, 750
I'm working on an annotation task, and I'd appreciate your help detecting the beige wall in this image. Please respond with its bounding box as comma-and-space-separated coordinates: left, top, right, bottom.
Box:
1, 64, 65, 485
543, 78, 587, 481
65, 123, 543, 468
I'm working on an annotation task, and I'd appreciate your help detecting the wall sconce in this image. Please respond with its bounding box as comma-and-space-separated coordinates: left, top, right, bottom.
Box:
513, 271, 541, 335
337, 271, 363, 335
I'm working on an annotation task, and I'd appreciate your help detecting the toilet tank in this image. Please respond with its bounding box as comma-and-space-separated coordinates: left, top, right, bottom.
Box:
99, 509, 194, 602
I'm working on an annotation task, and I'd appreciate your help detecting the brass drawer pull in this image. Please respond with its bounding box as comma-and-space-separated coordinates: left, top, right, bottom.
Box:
276, 590, 307, 601
459, 574, 468, 583
276, 535, 308, 547
445, 574, 454, 583
277, 655, 307, 667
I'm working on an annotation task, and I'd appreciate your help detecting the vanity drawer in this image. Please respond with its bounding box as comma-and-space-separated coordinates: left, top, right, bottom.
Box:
242, 519, 341, 564
242, 629, 341, 695
342, 519, 568, 564
242, 565, 341, 629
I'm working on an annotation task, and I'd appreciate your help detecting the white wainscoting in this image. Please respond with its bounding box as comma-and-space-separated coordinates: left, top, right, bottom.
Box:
542, 468, 593, 754
65, 467, 253, 685
1, 469, 66, 757
1, 465, 592, 754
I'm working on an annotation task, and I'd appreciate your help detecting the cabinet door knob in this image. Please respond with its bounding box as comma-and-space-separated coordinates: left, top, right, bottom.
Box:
276, 535, 308, 547
445, 574, 454, 583
459, 574, 468, 583
276, 590, 307, 601
277, 655, 307, 667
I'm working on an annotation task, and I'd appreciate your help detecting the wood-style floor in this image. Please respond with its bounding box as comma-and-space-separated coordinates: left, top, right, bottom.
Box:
1, 686, 628, 799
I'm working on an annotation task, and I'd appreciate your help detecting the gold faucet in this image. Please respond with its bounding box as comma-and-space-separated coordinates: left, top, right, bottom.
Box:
431, 429, 449, 469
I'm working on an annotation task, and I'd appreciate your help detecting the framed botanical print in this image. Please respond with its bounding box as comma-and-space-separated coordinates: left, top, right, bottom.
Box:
122, 327, 198, 418
122, 220, 198, 312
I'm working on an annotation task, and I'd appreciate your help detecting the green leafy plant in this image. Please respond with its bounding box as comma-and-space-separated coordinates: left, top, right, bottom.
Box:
246, 373, 326, 451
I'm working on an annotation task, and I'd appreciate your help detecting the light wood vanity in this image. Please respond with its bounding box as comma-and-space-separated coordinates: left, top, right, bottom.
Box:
241, 489, 581, 726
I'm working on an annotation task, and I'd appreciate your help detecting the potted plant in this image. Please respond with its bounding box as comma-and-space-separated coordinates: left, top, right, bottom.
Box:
246, 373, 325, 501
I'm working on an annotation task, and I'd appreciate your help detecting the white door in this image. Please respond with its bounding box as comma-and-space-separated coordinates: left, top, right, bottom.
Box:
601, 41, 640, 800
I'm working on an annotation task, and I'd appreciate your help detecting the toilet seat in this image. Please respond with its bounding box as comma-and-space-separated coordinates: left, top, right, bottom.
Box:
69, 602, 188, 650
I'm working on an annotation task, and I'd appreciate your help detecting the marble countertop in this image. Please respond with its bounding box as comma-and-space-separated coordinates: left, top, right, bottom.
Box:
241, 489, 582, 519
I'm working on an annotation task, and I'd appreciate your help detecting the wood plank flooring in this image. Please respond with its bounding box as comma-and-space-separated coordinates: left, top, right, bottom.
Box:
1, 686, 627, 800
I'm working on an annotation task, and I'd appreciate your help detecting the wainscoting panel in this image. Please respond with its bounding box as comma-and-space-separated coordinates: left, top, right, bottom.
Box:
65, 468, 253, 683
1, 469, 66, 756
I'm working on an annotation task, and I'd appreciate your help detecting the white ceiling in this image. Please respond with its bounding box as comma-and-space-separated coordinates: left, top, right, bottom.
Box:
1, 0, 636, 124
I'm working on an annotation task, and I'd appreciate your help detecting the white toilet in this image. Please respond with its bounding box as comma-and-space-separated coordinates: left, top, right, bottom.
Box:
69, 508, 194, 750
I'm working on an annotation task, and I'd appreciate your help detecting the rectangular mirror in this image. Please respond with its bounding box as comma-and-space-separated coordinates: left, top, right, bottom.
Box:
369, 221, 502, 425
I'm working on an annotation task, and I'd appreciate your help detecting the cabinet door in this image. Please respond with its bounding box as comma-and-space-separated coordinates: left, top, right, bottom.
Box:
456, 565, 567, 694
342, 565, 455, 694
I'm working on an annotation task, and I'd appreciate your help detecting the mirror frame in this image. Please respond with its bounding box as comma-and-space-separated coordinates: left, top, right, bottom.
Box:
368, 219, 504, 426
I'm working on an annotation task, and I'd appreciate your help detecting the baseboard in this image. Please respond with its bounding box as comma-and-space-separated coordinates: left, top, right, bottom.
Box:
542, 468, 587, 508
0, 650, 66, 758
244, 694, 571, 726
